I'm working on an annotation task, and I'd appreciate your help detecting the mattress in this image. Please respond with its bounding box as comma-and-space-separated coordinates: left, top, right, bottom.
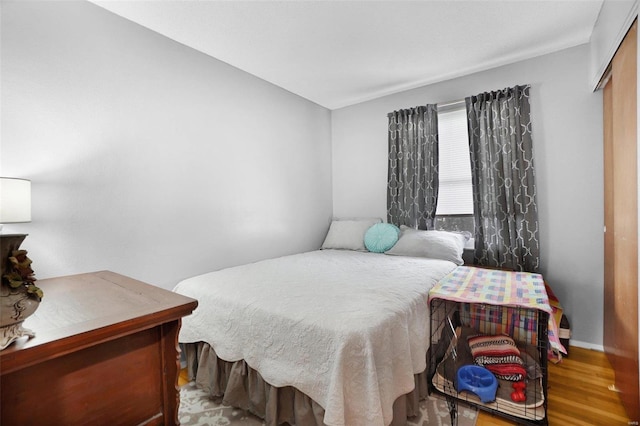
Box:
173, 249, 457, 426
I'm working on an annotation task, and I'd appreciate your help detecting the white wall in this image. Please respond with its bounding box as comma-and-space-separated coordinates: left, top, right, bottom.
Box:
1, 1, 333, 290
332, 45, 604, 347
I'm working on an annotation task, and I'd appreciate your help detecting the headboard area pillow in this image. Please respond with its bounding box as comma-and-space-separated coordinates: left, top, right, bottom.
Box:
384, 226, 469, 264
321, 218, 382, 251
364, 223, 401, 253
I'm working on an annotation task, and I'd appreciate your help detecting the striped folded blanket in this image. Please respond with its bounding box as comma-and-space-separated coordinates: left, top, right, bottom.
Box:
468, 334, 527, 381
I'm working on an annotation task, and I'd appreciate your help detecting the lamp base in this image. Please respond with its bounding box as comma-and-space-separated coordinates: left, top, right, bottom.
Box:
0, 234, 38, 350
0, 321, 35, 350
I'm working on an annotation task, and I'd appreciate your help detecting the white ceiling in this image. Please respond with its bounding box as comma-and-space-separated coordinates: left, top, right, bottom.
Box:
90, 0, 604, 110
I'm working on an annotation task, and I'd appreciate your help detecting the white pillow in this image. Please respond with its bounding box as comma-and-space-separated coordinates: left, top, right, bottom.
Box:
385, 227, 469, 265
321, 218, 382, 251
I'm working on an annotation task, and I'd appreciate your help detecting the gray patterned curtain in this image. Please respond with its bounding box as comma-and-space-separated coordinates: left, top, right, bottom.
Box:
465, 85, 540, 272
387, 105, 439, 230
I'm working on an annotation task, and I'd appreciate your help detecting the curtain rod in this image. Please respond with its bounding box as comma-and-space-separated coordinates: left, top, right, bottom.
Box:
438, 99, 465, 108
387, 98, 465, 117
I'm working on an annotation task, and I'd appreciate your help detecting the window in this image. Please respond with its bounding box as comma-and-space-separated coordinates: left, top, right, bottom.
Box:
435, 103, 474, 234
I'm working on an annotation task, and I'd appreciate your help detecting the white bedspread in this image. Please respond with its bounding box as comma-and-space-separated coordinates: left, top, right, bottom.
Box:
174, 250, 457, 426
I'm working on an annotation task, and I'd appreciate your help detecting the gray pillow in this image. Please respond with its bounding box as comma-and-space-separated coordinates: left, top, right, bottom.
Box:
385, 227, 469, 264
321, 218, 382, 251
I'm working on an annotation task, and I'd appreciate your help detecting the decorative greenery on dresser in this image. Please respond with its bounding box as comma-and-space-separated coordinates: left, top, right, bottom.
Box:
4, 249, 42, 301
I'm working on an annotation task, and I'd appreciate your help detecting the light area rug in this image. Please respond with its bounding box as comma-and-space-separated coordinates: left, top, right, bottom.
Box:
179, 382, 478, 426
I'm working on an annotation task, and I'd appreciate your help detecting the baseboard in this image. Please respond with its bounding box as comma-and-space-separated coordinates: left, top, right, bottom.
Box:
570, 340, 605, 352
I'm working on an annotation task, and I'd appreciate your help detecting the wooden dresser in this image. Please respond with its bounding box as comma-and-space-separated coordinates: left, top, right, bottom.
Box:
0, 271, 198, 426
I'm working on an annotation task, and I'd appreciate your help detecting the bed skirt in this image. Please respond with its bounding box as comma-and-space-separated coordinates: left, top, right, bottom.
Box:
182, 342, 433, 426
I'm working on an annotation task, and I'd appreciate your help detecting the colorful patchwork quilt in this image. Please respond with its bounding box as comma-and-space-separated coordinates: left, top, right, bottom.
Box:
429, 266, 567, 358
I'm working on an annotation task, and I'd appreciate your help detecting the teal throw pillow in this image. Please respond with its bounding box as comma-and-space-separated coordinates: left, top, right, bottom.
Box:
364, 223, 401, 253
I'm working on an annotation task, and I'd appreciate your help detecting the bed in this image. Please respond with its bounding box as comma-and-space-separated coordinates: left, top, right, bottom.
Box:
173, 220, 469, 426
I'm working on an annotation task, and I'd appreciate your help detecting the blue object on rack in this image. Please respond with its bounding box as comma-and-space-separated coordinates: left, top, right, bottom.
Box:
456, 365, 498, 403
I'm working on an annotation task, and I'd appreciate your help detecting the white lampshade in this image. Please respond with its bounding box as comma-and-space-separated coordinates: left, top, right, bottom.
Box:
0, 178, 32, 223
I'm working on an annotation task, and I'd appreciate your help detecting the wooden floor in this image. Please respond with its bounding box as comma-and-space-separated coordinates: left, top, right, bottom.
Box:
179, 346, 630, 425
179, 367, 189, 387
476, 346, 630, 426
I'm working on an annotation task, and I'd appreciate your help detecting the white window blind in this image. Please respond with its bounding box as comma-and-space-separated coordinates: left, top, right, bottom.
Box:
436, 106, 474, 215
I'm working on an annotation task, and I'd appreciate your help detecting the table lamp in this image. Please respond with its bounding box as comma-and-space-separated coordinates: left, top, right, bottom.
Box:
0, 177, 31, 225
